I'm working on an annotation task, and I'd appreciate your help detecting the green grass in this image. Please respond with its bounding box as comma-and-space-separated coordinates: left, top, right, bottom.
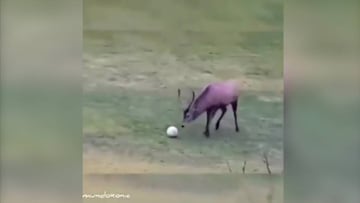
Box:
84, 0, 283, 79
83, 0, 284, 165
83, 89, 283, 160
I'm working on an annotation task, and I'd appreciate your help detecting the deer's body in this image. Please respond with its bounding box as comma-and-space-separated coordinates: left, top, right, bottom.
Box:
179, 80, 241, 138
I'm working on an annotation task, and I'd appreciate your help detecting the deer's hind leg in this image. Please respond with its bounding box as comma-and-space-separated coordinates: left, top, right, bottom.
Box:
204, 107, 218, 138
231, 100, 240, 132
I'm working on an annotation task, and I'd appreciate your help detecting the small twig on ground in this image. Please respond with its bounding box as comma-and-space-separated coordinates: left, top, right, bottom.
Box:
262, 152, 272, 175
242, 161, 247, 174
225, 160, 232, 173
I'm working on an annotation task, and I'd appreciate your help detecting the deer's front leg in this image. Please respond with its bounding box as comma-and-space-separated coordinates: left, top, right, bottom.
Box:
204, 107, 217, 138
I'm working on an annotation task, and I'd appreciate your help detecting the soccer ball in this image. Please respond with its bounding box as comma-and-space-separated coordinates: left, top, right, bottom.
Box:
166, 126, 178, 138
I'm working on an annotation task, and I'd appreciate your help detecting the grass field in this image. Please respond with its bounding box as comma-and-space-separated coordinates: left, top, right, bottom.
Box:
83, 0, 283, 175
83, 0, 283, 174
83, 0, 283, 202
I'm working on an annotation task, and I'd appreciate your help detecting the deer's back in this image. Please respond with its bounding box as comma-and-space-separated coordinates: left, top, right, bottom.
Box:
197, 80, 240, 111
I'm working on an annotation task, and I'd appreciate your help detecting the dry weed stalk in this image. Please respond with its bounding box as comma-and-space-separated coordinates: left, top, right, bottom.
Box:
242, 160, 247, 174
262, 152, 272, 175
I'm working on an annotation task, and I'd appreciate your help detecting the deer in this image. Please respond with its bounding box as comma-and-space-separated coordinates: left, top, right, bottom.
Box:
178, 80, 241, 138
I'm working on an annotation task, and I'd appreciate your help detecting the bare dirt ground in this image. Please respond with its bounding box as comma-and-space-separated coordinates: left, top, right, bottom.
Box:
83, 138, 283, 174
83, 173, 283, 203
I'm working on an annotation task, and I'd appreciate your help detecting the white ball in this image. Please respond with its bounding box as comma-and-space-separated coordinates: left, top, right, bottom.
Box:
166, 126, 178, 138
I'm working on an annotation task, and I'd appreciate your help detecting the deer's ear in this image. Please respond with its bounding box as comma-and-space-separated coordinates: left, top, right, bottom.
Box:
177, 88, 185, 109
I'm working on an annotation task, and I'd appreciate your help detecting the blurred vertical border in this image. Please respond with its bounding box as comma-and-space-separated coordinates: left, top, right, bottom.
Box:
285, 0, 360, 202
0, 0, 359, 203
0, 1, 82, 203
